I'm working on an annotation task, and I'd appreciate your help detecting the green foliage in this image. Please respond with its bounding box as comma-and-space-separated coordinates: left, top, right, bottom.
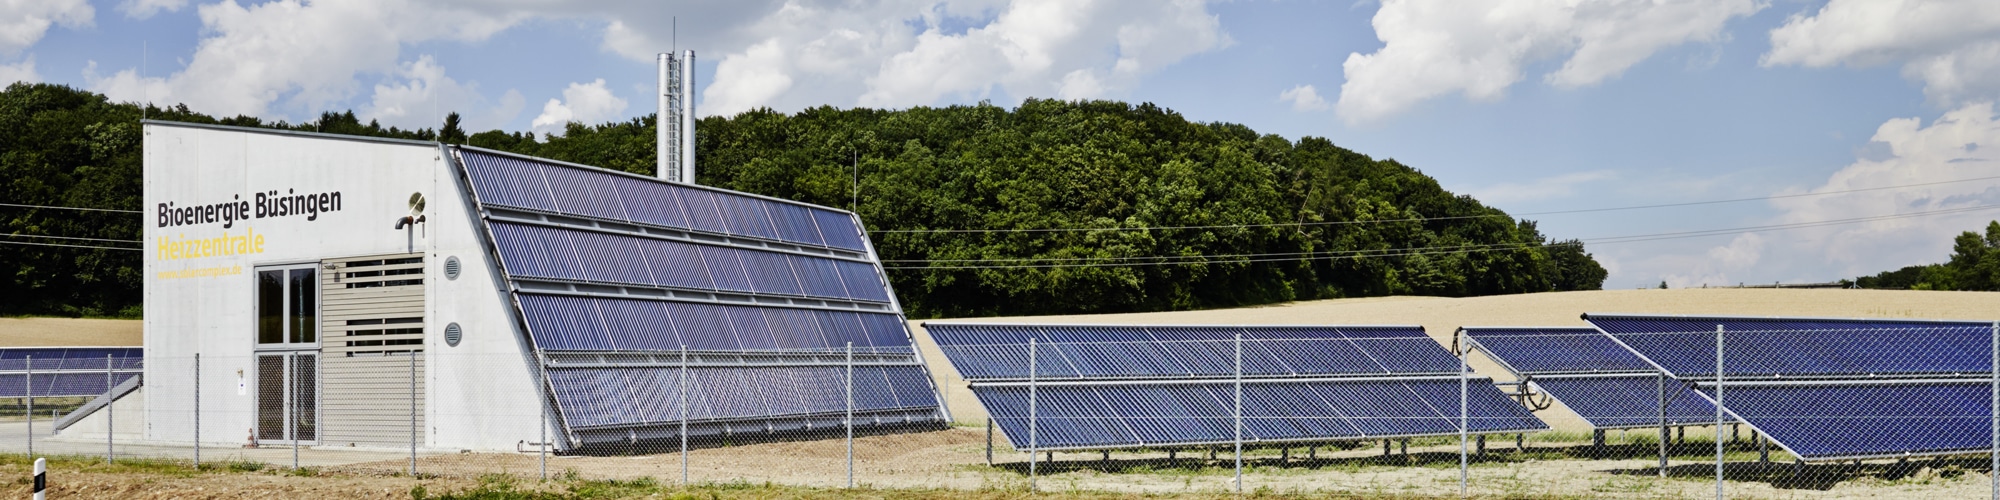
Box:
1854, 220, 2000, 291
517, 99, 1606, 316
0, 84, 1606, 318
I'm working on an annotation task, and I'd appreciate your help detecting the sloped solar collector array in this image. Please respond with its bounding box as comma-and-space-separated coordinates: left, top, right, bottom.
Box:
1459, 327, 1728, 429
453, 148, 948, 447
1585, 314, 1997, 461
0, 347, 142, 398
927, 324, 1546, 451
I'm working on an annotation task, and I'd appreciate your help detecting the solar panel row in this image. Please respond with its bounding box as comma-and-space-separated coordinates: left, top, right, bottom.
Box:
0, 372, 139, 398
1460, 327, 1653, 375
546, 365, 936, 429
461, 150, 866, 251
1694, 382, 1989, 460
489, 221, 888, 303
518, 294, 913, 353
1585, 315, 1993, 378
1529, 377, 1727, 429
928, 324, 1460, 380
975, 379, 1547, 450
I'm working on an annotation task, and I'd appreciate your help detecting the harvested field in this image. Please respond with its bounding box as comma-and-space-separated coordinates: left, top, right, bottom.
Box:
0, 317, 140, 347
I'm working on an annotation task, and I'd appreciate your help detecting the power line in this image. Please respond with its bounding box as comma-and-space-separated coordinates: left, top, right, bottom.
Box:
1, 233, 143, 244
871, 175, 2000, 235
0, 202, 143, 214
885, 203, 1999, 270
0, 240, 141, 252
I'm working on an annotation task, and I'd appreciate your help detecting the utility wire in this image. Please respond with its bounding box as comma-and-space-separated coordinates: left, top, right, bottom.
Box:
1, 233, 143, 244
886, 203, 2000, 270
0, 240, 141, 252
872, 175, 2000, 234
0, 202, 143, 214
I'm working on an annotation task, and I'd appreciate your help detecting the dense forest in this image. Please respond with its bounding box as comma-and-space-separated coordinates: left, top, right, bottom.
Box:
0, 82, 1606, 318
1851, 220, 2000, 291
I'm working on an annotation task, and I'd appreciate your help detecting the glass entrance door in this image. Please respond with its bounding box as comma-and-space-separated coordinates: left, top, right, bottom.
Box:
256, 352, 318, 442
255, 264, 320, 444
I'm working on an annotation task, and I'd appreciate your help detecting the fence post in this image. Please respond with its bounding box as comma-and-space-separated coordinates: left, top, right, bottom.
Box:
540, 390, 547, 481
986, 418, 993, 466
846, 341, 854, 489
23, 355, 28, 459
107, 353, 114, 464
1715, 325, 1724, 500
1028, 337, 1038, 493
1658, 370, 1667, 478
292, 355, 299, 471
1460, 335, 1469, 498
194, 353, 200, 468
1989, 321, 1996, 500
409, 351, 417, 475
680, 344, 689, 486
1234, 331, 1243, 495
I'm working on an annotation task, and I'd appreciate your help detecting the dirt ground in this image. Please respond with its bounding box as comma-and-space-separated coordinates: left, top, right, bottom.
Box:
0, 317, 141, 347
11, 427, 1991, 499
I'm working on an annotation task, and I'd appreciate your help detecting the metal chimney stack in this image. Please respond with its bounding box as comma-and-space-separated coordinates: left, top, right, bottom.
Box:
655, 51, 698, 184
678, 50, 696, 185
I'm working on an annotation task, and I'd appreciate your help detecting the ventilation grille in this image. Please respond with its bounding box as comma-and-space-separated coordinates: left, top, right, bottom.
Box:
444, 256, 461, 280
444, 322, 463, 347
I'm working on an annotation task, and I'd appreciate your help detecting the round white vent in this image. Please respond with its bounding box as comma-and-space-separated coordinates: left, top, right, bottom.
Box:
444, 322, 463, 347
444, 256, 461, 280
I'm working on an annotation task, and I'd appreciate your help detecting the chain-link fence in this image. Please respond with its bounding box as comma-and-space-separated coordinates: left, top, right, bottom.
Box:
5, 323, 1999, 498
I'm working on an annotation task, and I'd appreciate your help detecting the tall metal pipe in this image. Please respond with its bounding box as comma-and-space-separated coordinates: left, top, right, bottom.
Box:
679, 50, 697, 185
668, 53, 684, 182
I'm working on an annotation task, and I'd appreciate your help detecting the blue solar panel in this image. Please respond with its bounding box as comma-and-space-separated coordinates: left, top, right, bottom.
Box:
1530, 377, 1727, 429
1584, 314, 1994, 378
488, 221, 888, 303
460, 149, 867, 251
518, 294, 913, 353
0, 347, 142, 398
927, 324, 1458, 380
457, 147, 942, 447
1461, 327, 1654, 375
547, 365, 935, 429
976, 379, 1546, 450
1694, 382, 1989, 460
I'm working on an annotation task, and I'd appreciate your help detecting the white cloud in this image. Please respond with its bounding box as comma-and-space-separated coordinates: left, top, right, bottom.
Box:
0, 0, 91, 56
1337, 0, 1761, 124
78, 0, 1224, 129
1460, 170, 1616, 205
531, 79, 628, 137
361, 56, 525, 132
1765, 0, 2000, 105
0, 56, 38, 85
119, 0, 187, 19
88, 0, 522, 119
1760, 101, 2000, 272
676, 0, 1229, 117
1277, 84, 1330, 112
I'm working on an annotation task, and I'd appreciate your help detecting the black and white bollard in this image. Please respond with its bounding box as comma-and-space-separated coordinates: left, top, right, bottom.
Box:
33, 457, 46, 500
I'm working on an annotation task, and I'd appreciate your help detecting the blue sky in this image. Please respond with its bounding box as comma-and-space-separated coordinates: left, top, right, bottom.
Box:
8, 0, 2000, 289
